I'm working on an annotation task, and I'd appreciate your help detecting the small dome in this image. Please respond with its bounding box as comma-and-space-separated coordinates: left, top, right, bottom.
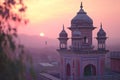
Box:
59, 25, 68, 37
97, 24, 106, 37
71, 2, 93, 26
73, 30, 81, 37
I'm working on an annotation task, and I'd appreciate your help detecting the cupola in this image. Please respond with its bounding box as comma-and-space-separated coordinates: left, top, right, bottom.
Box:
71, 2, 93, 27
59, 25, 68, 38
97, 23, 106, 37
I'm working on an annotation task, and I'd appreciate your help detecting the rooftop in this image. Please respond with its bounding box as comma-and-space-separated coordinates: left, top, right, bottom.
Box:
110, 51, 120, 59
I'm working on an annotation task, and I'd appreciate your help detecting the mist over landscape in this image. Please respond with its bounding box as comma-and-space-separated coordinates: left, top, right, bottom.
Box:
0, 0, 120, 80
19, 34, 120, 51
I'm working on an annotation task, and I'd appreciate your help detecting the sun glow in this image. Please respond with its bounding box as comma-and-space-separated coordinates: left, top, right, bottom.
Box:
40, 32, 45, 37
26, 0, 73, 23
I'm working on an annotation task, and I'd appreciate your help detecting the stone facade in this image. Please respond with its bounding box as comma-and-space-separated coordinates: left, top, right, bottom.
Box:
57, 2, 108, 80
110, 52, 120, 72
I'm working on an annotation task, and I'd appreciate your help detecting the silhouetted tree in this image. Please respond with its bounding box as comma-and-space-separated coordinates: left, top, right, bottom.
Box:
0, 0, 35, 80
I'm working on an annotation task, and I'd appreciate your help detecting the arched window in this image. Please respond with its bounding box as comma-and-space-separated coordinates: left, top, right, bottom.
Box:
84, 64, 96, 76
60, 43, 66, 49
62, 44, 66, 48
66, 63, 71, 76
84, 37, 88, 43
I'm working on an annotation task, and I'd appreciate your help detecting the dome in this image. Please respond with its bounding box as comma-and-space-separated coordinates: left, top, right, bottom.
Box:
71, 2, 93, 26
97, 24, 106, 37
59, 25, 68, 38
73, 30, 81, 37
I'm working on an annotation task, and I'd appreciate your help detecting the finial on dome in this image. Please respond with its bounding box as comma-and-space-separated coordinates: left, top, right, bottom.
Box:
80, 2, 83, 9
100, 22, 103, 29
63, 24, 64, 30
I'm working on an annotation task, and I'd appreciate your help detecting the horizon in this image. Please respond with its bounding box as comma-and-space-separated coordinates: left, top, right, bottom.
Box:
18, 0, 120, 47
18, 34, 120, 51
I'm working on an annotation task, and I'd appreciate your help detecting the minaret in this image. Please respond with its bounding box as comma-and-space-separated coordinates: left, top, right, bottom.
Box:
58, 25, 69, 49
96, 23, 107, 50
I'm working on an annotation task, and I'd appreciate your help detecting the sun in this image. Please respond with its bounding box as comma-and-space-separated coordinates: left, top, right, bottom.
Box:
40, 32, 45, 37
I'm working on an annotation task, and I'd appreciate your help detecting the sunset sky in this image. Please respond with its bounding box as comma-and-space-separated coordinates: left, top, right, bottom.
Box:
18, 0, 120, 44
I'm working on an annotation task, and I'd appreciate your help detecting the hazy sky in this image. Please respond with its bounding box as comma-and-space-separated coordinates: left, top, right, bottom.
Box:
18, 0, 120, 44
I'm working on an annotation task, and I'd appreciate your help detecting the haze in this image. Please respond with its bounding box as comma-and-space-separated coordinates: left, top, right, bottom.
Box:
18, 0, 120, 49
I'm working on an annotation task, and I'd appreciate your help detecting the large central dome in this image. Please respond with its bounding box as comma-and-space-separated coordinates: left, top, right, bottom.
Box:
71, 2, 93, 27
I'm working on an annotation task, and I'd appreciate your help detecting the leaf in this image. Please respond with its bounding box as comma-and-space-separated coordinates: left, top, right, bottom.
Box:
19, 0, 23, 4
13, 33, 17, 37
7, 34, 16, 51
24, 19, 29, 24
12, 16, 17, 21
19, 8, 25, 12
0, 21, 1, 25
12, 28, 17, 32
10, 40, 16, 51
8, 25, 11, 31
4, 40, 7, 46
7, 0, 16, 5
18, 44, 24, 48
3, 7, 10, 20
18, 18, 21, 22
0, 6, 3, 15
19, 6, 27, 12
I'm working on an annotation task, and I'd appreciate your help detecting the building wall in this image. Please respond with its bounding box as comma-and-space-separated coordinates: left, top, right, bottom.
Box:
111, 58, 120, 72
71, 29, 93, 47
60, 53, 106, 80
80, 29, 93, 45
110, 51, 120, 73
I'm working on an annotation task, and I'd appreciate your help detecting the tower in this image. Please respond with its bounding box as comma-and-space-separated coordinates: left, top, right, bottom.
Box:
58, 25, 69, 49
96, 23, 107, 50
69, 2, 96, 51
57, 2, 108, 80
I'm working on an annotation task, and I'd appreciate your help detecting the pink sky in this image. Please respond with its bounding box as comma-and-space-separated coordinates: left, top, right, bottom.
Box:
18, 0, 120, 44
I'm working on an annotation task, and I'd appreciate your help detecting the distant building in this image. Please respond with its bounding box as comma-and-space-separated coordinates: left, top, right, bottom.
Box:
57, 2, 109, 80
39, 62, 59, 73
110, 51, 120, 72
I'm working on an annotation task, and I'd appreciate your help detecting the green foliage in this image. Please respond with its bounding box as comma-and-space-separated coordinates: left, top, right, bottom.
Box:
0, 52, 17, 80
29, 56, 37, 80
0, 0, 36, 80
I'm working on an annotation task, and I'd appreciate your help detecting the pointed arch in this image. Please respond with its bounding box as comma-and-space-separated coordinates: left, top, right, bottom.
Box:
84, 64, 96, 76
66, 63, 71, 76
84, 36, 88, 43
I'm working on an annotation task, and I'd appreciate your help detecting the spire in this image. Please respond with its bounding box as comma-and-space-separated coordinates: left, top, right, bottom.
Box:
63, 24, 64, 30
80, 2, 83, 9
100, 23, 102, 29
59, 24, 68, 38
77, 2, 86, 14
